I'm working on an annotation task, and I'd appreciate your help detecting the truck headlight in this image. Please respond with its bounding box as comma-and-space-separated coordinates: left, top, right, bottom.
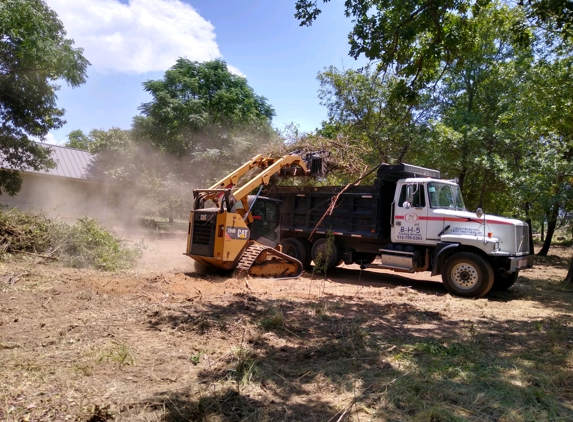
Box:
494, 242, 500, 251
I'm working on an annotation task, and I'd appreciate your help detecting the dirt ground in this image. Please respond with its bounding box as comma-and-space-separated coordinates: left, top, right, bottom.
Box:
1, 236, 572, 421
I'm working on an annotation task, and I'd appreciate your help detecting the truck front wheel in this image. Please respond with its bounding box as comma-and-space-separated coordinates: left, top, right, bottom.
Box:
492, 271, 519, 291
442, 252, 494, 298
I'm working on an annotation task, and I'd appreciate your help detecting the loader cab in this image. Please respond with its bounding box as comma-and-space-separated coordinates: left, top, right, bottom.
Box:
246, 196, 281, 248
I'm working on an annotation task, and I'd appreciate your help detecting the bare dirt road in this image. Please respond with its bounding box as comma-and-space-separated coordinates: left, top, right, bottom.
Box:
1, 236, 572, 421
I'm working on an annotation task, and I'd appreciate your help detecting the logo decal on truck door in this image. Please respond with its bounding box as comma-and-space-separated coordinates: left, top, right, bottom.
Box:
405, 213, 419, 223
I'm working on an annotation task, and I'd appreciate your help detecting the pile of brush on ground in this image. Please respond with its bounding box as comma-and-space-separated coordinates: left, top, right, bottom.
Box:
0, 208, 141, 270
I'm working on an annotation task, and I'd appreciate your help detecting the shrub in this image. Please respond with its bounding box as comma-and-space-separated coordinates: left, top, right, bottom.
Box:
0, 208, 141, 270
61, 217, 141, 270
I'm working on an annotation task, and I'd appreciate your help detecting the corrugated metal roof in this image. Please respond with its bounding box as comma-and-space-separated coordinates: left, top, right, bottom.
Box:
39, 144, 94, 179
3, 143, 99, 181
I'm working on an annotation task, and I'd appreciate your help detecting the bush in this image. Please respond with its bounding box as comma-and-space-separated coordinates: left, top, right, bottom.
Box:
0, 208, 62, 254
61, 217, 142, 270
0, 208, 141, 271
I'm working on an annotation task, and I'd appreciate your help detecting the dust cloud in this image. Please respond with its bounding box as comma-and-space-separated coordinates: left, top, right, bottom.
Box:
0, 126, 287, 272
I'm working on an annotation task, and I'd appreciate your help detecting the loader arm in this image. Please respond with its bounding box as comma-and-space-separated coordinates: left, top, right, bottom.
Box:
232, 155, 309, 217
194, 154, 311, 224
208, 154, 266, 190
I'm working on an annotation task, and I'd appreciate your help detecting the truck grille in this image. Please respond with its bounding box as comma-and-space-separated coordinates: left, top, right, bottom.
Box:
516, 225, 529, 255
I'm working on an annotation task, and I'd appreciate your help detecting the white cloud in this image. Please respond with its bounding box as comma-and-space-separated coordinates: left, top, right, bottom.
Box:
47, 0, 223, 74
43, 133, 62, 145
227, 65, 245, 78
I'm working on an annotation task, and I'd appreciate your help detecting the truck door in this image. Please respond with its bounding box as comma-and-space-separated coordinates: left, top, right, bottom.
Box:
391, 182, 429, 244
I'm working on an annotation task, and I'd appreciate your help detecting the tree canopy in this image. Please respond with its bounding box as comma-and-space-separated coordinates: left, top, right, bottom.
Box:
0, 0, 89, 195
294, 0, 570, 93
316, 65, 429, 164
132, 59, 277, 186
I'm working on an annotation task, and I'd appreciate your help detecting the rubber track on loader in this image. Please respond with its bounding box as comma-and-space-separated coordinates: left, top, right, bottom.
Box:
236, 242, 303, 279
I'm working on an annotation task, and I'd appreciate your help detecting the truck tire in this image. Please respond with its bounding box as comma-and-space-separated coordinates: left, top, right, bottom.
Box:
492, 271, 519, 291
311, 238, 340, 270
280, 238, 311, 268
300, 239, 313, 269
442, 252, 494, 298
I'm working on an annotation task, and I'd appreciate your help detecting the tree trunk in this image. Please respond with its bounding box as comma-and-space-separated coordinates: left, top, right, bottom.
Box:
538, 205, 560, 256
565, 256, 573, 283
523, 203, 534, 254
458, 167, 467, 192
526, 217, 534, 255
541, 221, 544, 242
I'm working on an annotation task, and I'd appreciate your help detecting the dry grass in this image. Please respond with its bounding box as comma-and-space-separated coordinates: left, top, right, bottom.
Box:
0, 245, 572, 421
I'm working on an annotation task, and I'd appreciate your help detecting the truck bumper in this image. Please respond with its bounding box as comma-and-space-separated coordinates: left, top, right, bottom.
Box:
509, 255, 534, 272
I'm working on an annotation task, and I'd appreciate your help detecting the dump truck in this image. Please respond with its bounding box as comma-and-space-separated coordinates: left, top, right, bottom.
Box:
269, 163, 534, 298
184, 152, 326, 278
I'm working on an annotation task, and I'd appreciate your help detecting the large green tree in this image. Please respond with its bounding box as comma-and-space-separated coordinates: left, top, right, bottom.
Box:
294, 0, 571, 91
0, 0, 89, 195
317, 65, 429, 164
421, 4, 533, 212
506, 55, 573, 255
132, 59, 278, 186
65, 128, 185, 222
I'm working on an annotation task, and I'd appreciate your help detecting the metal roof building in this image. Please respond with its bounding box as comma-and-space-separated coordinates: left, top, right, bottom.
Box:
21, 143, 97, 180
0, 143, 108, 220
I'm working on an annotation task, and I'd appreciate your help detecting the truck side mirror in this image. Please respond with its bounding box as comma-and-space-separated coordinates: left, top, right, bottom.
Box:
403, 201, 411, 209
476, 208, 484, 218
407, 183, 419, 206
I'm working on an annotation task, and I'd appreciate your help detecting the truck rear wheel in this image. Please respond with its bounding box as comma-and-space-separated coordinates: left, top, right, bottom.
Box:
442, 252, 494, 298
280, 238, 311, 268
311, 238, 340, 270
492, 271, 519, 291
300, 239, 313, 269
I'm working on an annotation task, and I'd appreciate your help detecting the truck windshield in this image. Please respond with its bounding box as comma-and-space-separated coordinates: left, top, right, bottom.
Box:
428, 182, 466, 211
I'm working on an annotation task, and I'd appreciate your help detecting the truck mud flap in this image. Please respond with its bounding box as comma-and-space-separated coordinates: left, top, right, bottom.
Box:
431, 242, 460, 276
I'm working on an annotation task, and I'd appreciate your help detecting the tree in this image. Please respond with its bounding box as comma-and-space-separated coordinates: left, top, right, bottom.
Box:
566, 255, 573, 283
316, 65, 429, 166
132, 59, 278, 186
512, 56, 573, 255
294, 0, 571, 95
0, 0, 89, 195
64, 129, 92, 150
77, 127, 188, 222
422, 4, 533, 213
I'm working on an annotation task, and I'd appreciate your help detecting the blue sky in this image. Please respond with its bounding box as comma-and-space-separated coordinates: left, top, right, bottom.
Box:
45, 0, 365, 145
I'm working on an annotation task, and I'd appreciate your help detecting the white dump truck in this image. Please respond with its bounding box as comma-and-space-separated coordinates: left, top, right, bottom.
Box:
271, 163, 534, 298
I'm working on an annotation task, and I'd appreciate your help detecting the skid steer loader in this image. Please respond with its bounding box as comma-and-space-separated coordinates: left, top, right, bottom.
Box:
185, 151, 326, 278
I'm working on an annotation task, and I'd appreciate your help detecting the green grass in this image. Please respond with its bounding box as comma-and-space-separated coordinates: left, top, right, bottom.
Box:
97, 341, 135, 368
0, 208, 142, 270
